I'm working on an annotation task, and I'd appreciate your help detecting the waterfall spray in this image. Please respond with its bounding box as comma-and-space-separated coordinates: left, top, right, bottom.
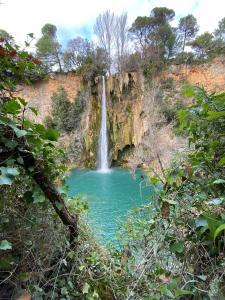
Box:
98, 76, 109, 172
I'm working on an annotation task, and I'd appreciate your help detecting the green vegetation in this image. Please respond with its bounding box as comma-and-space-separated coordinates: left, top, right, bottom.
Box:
44, 88, 87, 133
178, 14, 199, 51
0, 31, 115, 300
189, 32, 214, 59
31, 11, 224, 79
36, 24, 63, 72
1, 9, 225, 300
112, 87, 225, 299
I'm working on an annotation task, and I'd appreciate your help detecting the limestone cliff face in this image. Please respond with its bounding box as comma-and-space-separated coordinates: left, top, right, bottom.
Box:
82, 73, 146, 166
17, 56, 225, 167
166, 56, 225, 92
18, 73, 82, 123
106, 73, 145, 163
82, 79, 101, 167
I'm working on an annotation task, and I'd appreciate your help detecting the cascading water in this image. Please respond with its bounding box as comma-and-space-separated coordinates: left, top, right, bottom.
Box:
98, 76, 109, 172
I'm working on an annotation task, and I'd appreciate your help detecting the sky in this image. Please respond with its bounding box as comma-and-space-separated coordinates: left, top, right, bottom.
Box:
0, 0, 224, 48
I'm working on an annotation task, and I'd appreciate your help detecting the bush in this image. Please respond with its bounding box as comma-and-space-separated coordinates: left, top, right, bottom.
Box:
113, 87, 225, 299
174, 51, 195, 64
50, 88, 87, 133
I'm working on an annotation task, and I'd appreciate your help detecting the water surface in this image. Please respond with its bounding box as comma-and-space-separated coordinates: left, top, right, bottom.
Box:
66, 168, 152, 243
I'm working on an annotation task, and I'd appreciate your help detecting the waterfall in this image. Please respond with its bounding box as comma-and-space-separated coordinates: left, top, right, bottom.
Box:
98, 76, 109, 172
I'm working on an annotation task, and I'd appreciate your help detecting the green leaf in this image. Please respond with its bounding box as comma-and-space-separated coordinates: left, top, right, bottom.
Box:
82, 282, 90, 294
207, 111, 225, 120
0, 167, 19, 185
218, 157, 225, 166
35, 124, 46, 135
207, 198, 223, 205
178, 110, 187, 125
0, 240, 12, 250
29, 187, 46, 204
92, 290, 99, 298
10, 125, 27, 137
17, 156, 24, 165
213, 93, 225, 103
23, 191, 34, 204
196, 275, 207, 281
214, 224, 225, 240
45, 128, 59, 141
170, 241, 184, 254
4, 100, 21, 114
18, 97, 27, 106
175, 289, 193, 297
55, 201, 63, 210
183, 85, 195, 97
33, 194, 46, 204
213, 179, 225, 184
0, 256, 14, 268
0, 176, 12, 185
79, 265, 85, 271
6, 167, 20, 176
195, 216, 208, 228
4, 140, 18, 150
62, 259, 67, 266
29, 106, 38, 116
28, 33, 34, 38
159, 286, 174, 298
204, 214, 221, 237
164, 199, 176, 205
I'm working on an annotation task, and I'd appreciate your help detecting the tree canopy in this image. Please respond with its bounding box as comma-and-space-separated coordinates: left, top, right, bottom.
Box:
178, 14, 199, 51
36, 23, 62, 72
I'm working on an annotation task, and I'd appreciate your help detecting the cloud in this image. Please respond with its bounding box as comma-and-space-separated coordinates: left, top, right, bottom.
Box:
0, 0, 224, 47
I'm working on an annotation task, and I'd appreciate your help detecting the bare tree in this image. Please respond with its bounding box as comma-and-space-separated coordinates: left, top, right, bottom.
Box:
115, 13, 128, 72
94, 10, 115, 74
63, 37, 92, 70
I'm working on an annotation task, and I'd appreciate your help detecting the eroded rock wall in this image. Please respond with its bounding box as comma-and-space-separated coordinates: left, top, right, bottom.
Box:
106, 72, 145, 163
18, 73, 82, 123
17, 56, 225, 167
167, 56, 225, 92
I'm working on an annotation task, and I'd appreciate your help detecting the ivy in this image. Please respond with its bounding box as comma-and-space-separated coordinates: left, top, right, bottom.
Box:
0, 240, 12, 250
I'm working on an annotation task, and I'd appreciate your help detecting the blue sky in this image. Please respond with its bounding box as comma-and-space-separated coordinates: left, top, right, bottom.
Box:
0, 0, 224, 48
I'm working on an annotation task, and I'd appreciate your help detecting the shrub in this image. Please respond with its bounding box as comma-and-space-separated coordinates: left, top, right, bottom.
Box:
113, 87, 225, 299
50, 87, 87, 134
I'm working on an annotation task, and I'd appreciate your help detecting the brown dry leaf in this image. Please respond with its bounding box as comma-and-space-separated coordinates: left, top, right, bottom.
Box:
16, 291, 32, 300
159, 274, 171, 283
161, 201, 170, 218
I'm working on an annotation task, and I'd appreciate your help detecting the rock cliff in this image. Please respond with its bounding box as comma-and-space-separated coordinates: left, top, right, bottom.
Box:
17, 56, 225, 168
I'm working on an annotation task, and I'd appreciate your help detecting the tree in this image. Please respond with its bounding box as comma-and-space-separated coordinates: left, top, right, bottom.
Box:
50, 88, 87, 133
149, 7, 176, 58
189, 32, 213, 59
214, 17, 225, 41
41, 23, 57, 37
90, 47, 109, 76
129, 7, 176, 60
129, 16, 155, 52
0, 29, 14, 44
70, 46, 108, 80
63, 37, 92, 71
213, 17, 225, 54
114, 13, 129, 72
178, 14, 199, 51
36, 23, 63, 72
94, 10, 115, 74
51, 88, 73, 132
150, 6, 175, 23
